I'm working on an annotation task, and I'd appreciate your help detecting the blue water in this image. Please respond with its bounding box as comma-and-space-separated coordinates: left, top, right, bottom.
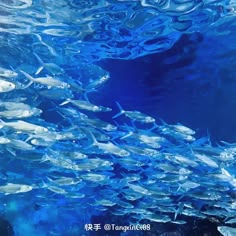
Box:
0, 1, 236, 236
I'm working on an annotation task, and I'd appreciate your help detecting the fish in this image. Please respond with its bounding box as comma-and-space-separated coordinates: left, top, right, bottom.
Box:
166, 154, 199, 167
0, 79, 16, 93
225, 217, 236, 224
0, 137, 11, 144
0, 107, 42, 119
38, 88, 73, 100
85, 73, 110, 92
171, 220, 187, 224
158, 120, 196, 141
144, 213, 171, 223
41, 154, 80, 171
0, 183, 33, 195
113, 102, 155, 123
124, 145, 158, 157
217, 226, 236, 236
47, 185, 67, 195
8, 138, 35, 151
177, 181, 200, 192
0, 101, 32, 110
33, 33, 58, 57
0, 23, 236, 234
85, 129, 130, 157
0, 67, 18, 78
33, 52, 64, 75
60, 99, 112, 112
20, 70, 70, 89
81, 173, 109, 183
166, 123, 195, 135
79, 116, 117, 131
117, 200, 134, 209
128, 183, 152, 196
0, 119, 48, 134
188, 191, 221, 201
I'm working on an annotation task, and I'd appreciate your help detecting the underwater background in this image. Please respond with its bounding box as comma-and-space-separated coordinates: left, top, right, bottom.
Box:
0, 0, 236, 235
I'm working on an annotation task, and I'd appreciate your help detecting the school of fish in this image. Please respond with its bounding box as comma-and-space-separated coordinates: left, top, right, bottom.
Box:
0, 59, 236, 234
0, 0, 236, 235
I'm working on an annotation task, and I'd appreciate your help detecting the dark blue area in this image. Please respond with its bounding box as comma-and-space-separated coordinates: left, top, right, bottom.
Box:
97, 32, 236, 143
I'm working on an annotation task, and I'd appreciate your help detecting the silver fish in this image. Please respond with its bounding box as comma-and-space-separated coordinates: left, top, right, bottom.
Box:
0, 108, 41, 119
0, 120, 48, 134
86, 130, 130, 157
217, 226, 236, 236
113, 102, 155, 123
0, 79, 16, 93
194, 153, 219, 168
0, 67, 18, 78
20, 70, 70, 89
0, 183, 33, 195
60, 99, 112, 112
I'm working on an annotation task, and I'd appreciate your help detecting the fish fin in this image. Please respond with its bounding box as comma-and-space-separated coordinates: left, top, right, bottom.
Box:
34, 52, 44, 65
220, 141, 232, 146
87, 131, 98, 146
80, 128, 98, 147
112, 101, 125, 119
120, 131, 134, 140
83, 92, 90, 102
0, 119, 5, 129
148, 122, 159, 132
177, 184, 182, 192
6, 147, 16, 156
46, 176, 54, 183
40, 154, 50, 163
10, 66, 15, 71
174, 202, 184, 220
56, 110, 66, 119
39, 180, 48, 189
25, 135, 34, 143
20, 81, 33, 90
35, 66, 44, 75
159, 118, 168, 126
20, 70, 36, 82
206, 129, 212, 146
59, 99, 71, 106
186, 143, 194, 154
34, 53, 45, 75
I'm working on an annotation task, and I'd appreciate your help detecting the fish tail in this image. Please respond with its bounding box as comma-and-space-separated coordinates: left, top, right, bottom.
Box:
112, 101, 125, 119
174, 202, 184, 220
6, 147, 16, 156
159, 118, 168, 126
33, 53, 44, 75
20, 70, 36, 82
81, 127, 98, 147
87, 131, 98, 146
148, 122, 159, 131
20, 81, 34, 90
40, 154, 50, 163
177, 184, 182, 192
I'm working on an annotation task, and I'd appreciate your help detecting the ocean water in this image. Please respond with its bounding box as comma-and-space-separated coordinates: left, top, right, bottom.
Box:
0, 0, 236, 236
